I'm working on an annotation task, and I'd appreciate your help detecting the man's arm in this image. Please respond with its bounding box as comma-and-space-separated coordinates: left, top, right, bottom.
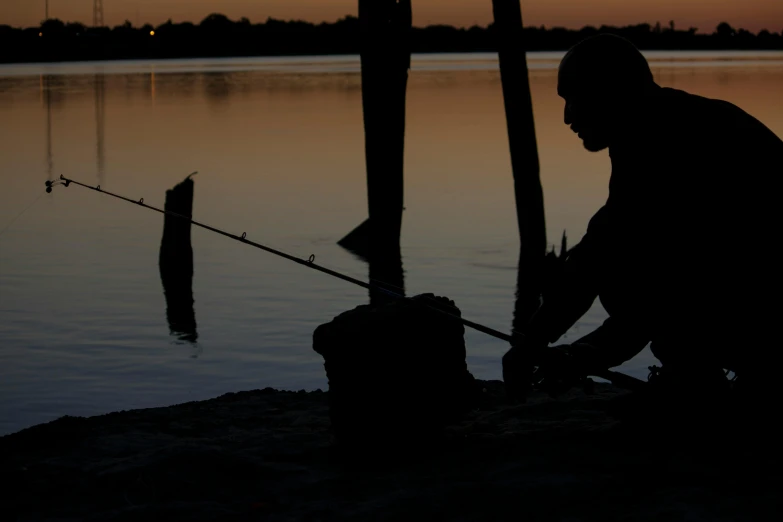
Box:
522, 204, 610, 345
503, 205, 611, 400
568, 316, 650, 369
530, 317, 650, 395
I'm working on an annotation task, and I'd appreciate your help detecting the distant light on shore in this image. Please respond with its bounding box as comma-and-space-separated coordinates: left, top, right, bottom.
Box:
39, 32, 43, 37
150, 30, 155, 36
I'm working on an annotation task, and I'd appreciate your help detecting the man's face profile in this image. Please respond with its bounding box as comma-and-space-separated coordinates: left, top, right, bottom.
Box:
559, 89, 613, 152
558, 61, 615, 153
555, 34, 653, 153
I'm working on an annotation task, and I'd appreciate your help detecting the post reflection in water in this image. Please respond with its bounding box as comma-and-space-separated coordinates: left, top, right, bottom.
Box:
339, 237, 406, 307
512, 236, 569, 347
512, 257, 542, 346
368, 245, 405, 307
203, 72, 232, 104
159, 174, 199, 345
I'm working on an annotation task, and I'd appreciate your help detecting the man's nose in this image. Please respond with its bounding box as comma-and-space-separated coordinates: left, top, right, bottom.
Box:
564, 103, 573, 125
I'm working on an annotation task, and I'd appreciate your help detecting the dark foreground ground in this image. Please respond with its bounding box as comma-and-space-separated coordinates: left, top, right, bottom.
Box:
1, 380, 780, 521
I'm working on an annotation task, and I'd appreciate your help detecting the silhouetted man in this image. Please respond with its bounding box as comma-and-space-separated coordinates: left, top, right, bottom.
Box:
503, 34, 783, 408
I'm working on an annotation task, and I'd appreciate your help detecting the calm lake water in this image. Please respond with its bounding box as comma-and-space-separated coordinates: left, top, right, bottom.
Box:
1, 51, 782, 436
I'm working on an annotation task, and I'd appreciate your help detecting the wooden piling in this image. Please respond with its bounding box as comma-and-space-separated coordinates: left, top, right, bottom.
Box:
159, 174, 198, 343
338, 0, 411, 261
491, 0, 546, 268
492, 1, 547, 341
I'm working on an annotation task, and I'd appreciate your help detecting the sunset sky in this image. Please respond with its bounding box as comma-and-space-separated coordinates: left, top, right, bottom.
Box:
1, 0, 781, 33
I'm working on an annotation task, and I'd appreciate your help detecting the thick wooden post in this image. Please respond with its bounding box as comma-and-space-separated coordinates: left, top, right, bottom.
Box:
492, 0, 546, 267
159, 174, 198, 343
339, 0, 411, 264
492, 1, 547, 342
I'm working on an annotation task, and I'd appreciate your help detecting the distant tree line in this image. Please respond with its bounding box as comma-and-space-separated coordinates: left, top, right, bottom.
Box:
1, 15, 781, 64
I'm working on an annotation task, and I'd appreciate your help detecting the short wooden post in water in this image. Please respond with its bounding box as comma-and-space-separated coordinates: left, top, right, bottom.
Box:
159, 174, 198, 343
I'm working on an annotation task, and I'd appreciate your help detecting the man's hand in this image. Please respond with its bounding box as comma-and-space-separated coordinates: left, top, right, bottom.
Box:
503, 338, 608, 401
533, 342, 604, 395
502, 336, 547, 402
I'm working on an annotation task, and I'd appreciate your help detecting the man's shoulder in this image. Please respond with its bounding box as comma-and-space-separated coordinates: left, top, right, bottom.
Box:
663, 87, 782, 150
656, 87, 765, 125
657, 87, 742, 115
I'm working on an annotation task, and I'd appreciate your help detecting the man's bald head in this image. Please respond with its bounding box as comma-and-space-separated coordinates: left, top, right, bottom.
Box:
558, 34, 655, 99
557, 34, 657, 152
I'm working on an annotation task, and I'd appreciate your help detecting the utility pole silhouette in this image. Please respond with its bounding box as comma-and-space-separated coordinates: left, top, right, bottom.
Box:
93, 0, 104, 27
45, 0, 49, 21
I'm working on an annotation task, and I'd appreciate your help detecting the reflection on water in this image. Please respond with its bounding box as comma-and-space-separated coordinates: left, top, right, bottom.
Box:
43, 75, 53, 182
203, 72, 233, 102
0, 52, 782, 436
2, 51, 782, 78
368, 248, 406, 307
94, 74, 106, 186
41, 72, 108, 185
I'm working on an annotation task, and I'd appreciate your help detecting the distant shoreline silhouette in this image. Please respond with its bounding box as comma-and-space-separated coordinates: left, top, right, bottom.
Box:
1, 15, 781, 65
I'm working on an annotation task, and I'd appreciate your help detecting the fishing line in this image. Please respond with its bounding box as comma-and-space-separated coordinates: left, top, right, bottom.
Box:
48, 174, 646, 391
0, 188, 47, 239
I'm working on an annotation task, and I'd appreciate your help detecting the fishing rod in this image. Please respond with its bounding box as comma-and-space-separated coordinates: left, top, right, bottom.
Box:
47, 174, 646, 392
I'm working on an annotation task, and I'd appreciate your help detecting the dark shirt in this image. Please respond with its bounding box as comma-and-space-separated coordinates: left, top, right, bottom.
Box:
535, 87, 783, 373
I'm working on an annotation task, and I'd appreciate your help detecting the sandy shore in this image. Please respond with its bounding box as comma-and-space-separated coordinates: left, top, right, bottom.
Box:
2, 380, 780, 521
